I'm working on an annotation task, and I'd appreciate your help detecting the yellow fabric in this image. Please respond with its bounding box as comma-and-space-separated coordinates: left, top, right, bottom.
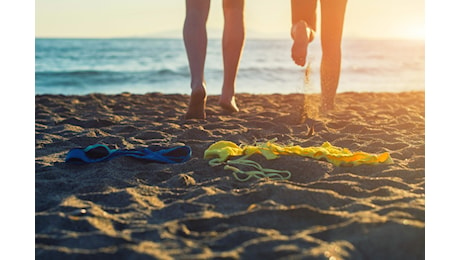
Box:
204, 140, 393, 166
204, 141, 244, 162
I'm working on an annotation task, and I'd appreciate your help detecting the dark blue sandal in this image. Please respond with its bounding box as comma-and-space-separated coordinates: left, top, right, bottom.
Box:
65, 144, 192, 164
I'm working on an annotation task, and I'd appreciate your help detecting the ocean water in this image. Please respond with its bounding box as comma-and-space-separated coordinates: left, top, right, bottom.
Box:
35, 38, 424, 95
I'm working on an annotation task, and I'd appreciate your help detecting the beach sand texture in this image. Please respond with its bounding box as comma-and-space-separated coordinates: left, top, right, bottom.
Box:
35, 92, 425, 259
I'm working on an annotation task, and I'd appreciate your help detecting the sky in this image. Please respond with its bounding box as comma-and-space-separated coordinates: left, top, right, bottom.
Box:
35, 0, 425, 39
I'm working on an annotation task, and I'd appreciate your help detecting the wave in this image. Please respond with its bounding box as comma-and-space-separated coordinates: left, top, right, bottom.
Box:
35, 69, 190, 87
35, 38, 425, 95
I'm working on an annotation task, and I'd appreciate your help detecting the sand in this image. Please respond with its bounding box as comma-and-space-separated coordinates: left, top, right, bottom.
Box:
35, 91, 425, 259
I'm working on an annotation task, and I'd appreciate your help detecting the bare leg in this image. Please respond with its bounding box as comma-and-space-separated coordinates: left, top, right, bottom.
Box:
219, 0, 245, 113
183, 0, 210, 119
290, 0, 317, 67
319, 0, 347, 111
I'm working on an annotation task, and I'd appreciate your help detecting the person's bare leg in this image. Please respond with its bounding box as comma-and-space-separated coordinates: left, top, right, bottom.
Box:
219, 0, 245, 113
290, 0, 317, 67
319, 0, 347, 111
183, 0, 210, 119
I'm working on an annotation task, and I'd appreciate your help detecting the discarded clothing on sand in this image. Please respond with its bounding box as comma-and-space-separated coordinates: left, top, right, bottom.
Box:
204, 140, 393, 181
205, 140, 393, 166
65, 144, 192, 164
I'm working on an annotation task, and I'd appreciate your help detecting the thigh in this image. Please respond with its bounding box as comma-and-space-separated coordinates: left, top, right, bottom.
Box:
185, 0, 211, 15
223, 0, 244, 10
320, 0, 347, 44
291, 0, 318, 31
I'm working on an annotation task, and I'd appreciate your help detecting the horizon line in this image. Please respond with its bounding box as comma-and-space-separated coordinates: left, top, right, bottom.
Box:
35, 35, 425, 41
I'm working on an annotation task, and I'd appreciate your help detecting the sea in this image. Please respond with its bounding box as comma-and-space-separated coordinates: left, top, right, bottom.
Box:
35, 38, 424, 95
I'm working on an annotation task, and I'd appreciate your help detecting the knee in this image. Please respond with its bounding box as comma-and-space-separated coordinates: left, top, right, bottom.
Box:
223, 8, 245, 28
321, 40, 342, 58
185, 11, 208, 26
322, 47, 341, 59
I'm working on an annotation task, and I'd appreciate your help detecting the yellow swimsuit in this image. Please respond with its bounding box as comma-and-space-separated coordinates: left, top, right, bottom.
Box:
204, 140, 393, 181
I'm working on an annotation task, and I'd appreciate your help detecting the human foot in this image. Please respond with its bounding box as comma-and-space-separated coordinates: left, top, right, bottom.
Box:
218, 96, 239, 113
185, 85, 207, 119
291, 20, 313, 67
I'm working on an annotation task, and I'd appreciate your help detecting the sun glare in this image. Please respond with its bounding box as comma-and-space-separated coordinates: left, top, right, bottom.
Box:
400, 24, 425, 39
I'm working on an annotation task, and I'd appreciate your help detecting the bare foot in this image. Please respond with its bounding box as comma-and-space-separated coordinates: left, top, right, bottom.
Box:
320, 96, 335, 113
291, 20, 312, 67
185, 85, 207, 119
218, 96, 239, 113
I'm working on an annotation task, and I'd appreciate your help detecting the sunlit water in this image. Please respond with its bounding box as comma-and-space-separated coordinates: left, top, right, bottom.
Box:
35, 38, 424, 95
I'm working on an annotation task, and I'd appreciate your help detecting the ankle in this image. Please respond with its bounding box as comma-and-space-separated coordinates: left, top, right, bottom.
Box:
291, 20, 306, 39
191, 83, 206, 97
320, 98, 335, 112
291, 20, 314, 42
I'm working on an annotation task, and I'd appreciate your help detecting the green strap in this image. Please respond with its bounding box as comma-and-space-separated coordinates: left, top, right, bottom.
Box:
209, 157, 291, 181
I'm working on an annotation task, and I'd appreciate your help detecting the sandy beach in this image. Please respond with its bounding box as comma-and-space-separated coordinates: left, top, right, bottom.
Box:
35, 91, 425, 259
